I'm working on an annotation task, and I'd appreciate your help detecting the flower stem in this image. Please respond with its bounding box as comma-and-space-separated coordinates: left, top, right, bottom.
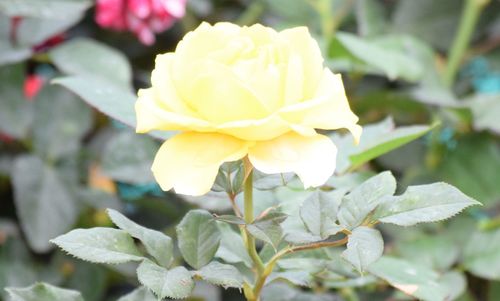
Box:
251, 236, 349, 299
311, 0, 354, 42
237, 0, 265, 26
442, 0, 490, 87
240, 159, 349, 300
243, 167, 265, 273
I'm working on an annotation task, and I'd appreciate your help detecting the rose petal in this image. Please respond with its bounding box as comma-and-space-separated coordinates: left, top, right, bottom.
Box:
135, 88, 213, 133
249, 132, 337, 188
279, 68, 362, 143
151, 53, 200, 115
152, 132, 251, 195
216, 114, 290, 141
280, 26, 324, 100
178, 60, 270, 123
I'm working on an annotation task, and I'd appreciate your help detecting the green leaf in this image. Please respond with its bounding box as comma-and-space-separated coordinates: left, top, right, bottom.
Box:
237, 190, 280, 220
254, 171, 295, 190
281, 214, 322, 244
33, 85, 92, 160
436, 135, 500, 206
50, 38, 132, 86
214, 215, 246, 225
15, 15, 88, 48
215, 223, 252, 267
261, 0, 317, 26
51, 227, 143, 264
176, 210, 221, 269
337, 171, 396, 229
392, 0, 461, 51
439, 271, 466, 301
261, 283, 300, 301
463, 229, 500, 280
6, 282, 84, 301
348, 123, 437, 170
0, 0, 91, 18
0, 1, 90, 48
183, 191, 233, 212
213, 161, 245, 194
247, 210, 287, 250
342, 227, 383, 273
266, 271, 313, 287
0, 18, 32, 64
323, 274, 377, 289
277, 189, 322, 244
396, 236, 459, 271
52, 76, 134, 125
329, 32, 424, 81
332, 117, 436, 173
196, 261, 244, 288
0, 239, 37, 299
468, 94, 500, 135
0, 64, 33, 138
262, 280, 338, 301
355, 0, 387, 37
53, 76, 172, 140
12, 155, 79, 252
66, 261, 106, 301
489, 281, 500, 301
117, 287, 156, 301
374, 183, 481, 226
299, 190, 344, 239
107, 209, 173, 268
137, 260, 194, 300
78, 188, 122, 211
101, 131, 157, 184
325, 171, 376, 190
368, 256, 447, 301
277, 258, 330, 274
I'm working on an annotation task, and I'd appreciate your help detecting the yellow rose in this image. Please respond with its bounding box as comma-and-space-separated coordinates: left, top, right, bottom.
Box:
136, 22, 361, 196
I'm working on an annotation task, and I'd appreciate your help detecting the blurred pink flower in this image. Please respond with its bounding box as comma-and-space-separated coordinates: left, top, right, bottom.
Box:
24, 74, 45, 101
95, 0, 186, 45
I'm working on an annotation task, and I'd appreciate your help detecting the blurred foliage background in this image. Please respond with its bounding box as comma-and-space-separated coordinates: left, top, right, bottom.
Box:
1, 0, 500, 300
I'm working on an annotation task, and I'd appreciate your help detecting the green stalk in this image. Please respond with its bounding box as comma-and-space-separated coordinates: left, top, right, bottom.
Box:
442, 0, 490, 87
237, 1, 265, 26
243, 168, 265, 278
240, 159, 349, 300
311, 0, 354, 41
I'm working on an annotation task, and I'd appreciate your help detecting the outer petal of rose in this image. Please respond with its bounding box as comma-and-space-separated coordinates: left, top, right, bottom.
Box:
135, 88, 213, 133
152, 132, 251, 196
152, 53, 200, 116
280, 26, 324, 101
279, 68, 362, 143
248, 132, 337, 188
216, 114, 290, 141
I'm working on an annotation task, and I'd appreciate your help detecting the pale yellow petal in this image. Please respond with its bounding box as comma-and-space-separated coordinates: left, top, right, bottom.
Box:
279, 68, 361, 143
174, 22, 242, 66
152, 132, 251, 196
215, 114, 290, 141
283, 53, 304, 105
135, 88, 212, 133
280, 27, 323, 99
179, 60, 270, 123
151, 53, 200, 116
231, 55, 284, 112
248, 132, 337, 188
